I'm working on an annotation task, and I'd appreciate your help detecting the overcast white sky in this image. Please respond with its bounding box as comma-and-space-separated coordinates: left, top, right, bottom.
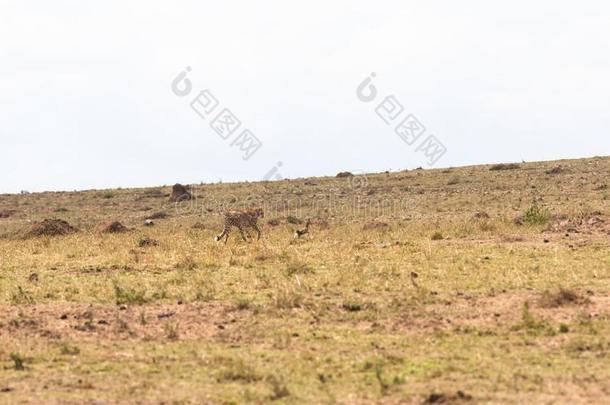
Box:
1, 0, 609, 193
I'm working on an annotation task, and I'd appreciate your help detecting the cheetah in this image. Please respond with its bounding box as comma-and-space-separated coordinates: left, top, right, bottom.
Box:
215, 207, 264, 244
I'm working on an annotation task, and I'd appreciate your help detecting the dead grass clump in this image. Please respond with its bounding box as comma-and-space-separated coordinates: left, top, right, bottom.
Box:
267, 218, 281, 226
96, 221, 130, 234
310, 218, 330, 229
143, 188, 166, 197
285, 259, 313, 276
138, 237, 160, 247
546, 166, 566, 175
215, 358, 261, 383
145, 211, 168, 220
169, 183, 192, 202
447, 176, 461, 185
286, 215, 303, 225
539, 288, 590, 308
489, 163, 520, 171
363, 221, 389, 231
473, 211, 490, 220
191, 222, 205, 229
25, 219, 78, 238
431, 231, 444, 240
423, 391, 472, 404
274, 289, 304, 310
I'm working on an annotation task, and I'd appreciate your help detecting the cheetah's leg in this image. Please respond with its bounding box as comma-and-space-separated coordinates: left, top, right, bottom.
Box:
253, 224, 261, 240
215, 227, 228, 243
237, 226, 248, 242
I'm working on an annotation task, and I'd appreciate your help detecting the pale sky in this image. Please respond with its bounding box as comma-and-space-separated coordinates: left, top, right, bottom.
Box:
1, 0, 609, 193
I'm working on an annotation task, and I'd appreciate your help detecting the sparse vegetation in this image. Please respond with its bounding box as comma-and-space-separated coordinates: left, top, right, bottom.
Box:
10, 352, 26, 371
519, 202, 551, 225
0, 157, 609, 403
489, 163, 520, 171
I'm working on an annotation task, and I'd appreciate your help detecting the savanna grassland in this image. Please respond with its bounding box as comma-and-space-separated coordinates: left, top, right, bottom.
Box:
1, 157, 610, 404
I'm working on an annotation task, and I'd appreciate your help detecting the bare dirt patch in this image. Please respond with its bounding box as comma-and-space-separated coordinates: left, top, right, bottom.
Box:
539, 288, 591, 308
393, 292, 610, 333
547, 212, 608, 235
0, 303, 251, 343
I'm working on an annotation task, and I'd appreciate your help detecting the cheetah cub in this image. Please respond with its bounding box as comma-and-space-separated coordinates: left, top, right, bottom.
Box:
215, 207, 264, 244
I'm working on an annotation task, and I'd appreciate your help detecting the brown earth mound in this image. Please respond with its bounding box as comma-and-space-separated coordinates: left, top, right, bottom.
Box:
336, 171, 354, 178
489, 163, 520, 171
96, 221, 130, 234
169, 184, 192, 202
0, 210, 15, 219
26, 219, 78, 237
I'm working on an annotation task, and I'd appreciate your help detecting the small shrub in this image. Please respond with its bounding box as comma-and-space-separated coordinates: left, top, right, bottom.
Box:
375, 362, 390, 395
59, 344, 80, 355
11, 286, 34, 305
343, 301, 363, 312
216, 358, 261, 383
139, 310, 147, 325
274, 289, 303, 309
447, 176, 460, 185
175, 256, 197, 271
513, 302, 554, 335
286, 215, 302, 225
234, 297, 252, 310
10, 353, 25, 370
540, 288, 589, 308
285, 259, 313, 276
113, 283, 147, 305
267, 375, 290, 400
519, 203, 550, 226
431, 231, 444, 241
101, 192, 115, 199
164, 322, 179, 340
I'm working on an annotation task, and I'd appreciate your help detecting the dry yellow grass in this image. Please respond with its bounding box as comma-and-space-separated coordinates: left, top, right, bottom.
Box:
1, 156, 610, 403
